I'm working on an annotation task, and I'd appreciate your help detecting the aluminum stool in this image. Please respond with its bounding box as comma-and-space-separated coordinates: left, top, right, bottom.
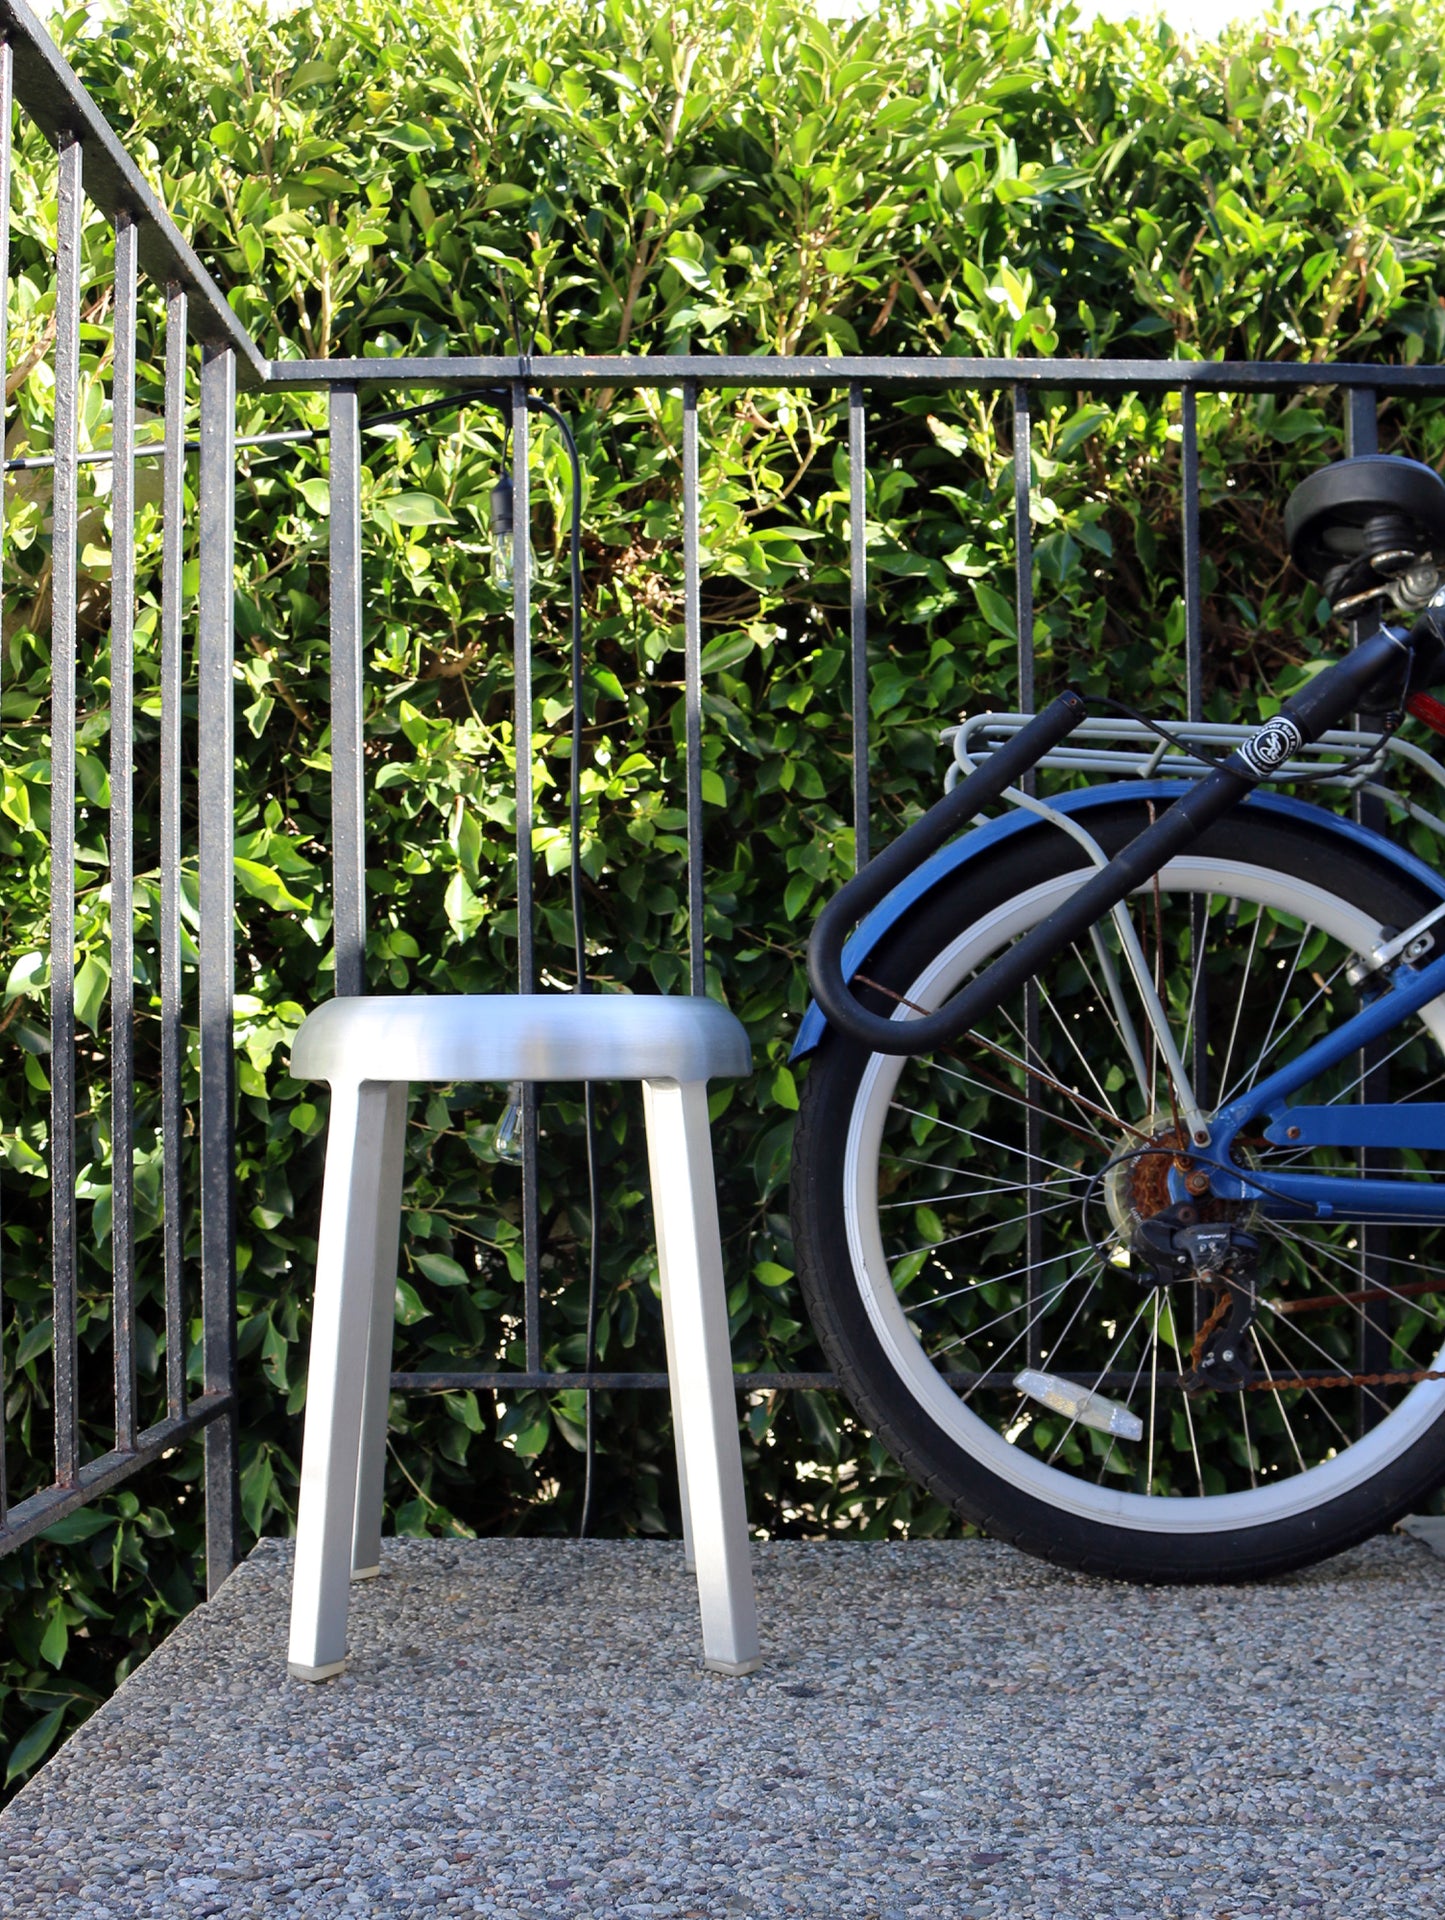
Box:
285, 994, 761, 1681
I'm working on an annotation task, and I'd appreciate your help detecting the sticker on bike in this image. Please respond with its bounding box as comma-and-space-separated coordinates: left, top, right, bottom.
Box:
1237, 714, 1304, 777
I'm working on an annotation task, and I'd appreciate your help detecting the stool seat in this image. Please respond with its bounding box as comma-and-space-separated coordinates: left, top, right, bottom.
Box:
291, 992, 752, 1087
284, 991, 762, 1685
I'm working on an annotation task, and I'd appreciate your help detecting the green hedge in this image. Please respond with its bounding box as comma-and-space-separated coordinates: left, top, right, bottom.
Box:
5, 0, 1445, 1793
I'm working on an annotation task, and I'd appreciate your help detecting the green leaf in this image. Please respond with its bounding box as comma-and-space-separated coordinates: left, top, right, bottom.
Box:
394, 1278, 431, 1325
509, 1415, 550, 1458
415, 1251, 469, 1288
15, 1317, 54, 1368
700, 631, 754, 674
771, 1065, 799, 1111
74, 953, 109, 1033
754, 1261, 792, 1288
6, 1705, 67, 1786
783, 874, 813, 919
376, 491, 456, 529
76, 753, 110, 807
39, 1606, 69, 1669
915, 1206, 945, 1244
382, 122, 436, 152
234, 859, 310, 912
40, 1509, 113, 1544
296, 477, 331, 515
972, 582, 1017, 638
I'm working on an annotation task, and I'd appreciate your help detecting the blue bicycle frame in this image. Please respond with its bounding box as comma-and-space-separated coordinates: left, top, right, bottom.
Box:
1192, 942, 1445, 1222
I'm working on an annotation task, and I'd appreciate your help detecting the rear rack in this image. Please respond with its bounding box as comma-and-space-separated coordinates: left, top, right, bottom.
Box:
942, 712, 1445, 844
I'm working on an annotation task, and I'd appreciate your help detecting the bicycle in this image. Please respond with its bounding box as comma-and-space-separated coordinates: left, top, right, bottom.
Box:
794, 451, 1445, 1583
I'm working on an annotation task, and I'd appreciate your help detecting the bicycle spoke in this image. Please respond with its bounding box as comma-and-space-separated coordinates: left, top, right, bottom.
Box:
934, 1264, 1082, 1347
1317, 1027, 1427, 1107
889, 1191, 1083, 1261
887, 1102, 1091, 1179
1223, 940, 1355, 1107
1095, 1293, 1159, 1483
1215, 901, 1263, 1101
1253, 1315, 1364, 1437
880, 1154, 1092, 1198
1238, 1385, 1258, 1490
1046, 1288, 1157, 1465
1146, 1294, 1161, 1493
1268, 1221, 1445, 1342
1251, 1326, 1309, 1473
1035, 973, 1129, 1123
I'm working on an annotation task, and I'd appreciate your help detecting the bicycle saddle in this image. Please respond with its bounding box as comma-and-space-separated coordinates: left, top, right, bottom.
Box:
1285, 454, 1445, 616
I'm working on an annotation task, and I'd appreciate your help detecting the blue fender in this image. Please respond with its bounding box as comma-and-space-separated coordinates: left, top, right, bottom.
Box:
790, 779, 1445, 1061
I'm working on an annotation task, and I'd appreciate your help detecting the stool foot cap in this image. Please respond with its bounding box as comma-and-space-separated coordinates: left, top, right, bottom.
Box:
289, 1657, 347, 1683
703, 1654, 764, 1677
350, 1564, 382, 1582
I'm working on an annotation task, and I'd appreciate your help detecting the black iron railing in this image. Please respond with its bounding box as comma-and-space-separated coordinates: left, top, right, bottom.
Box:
0, 0, 1436, 1590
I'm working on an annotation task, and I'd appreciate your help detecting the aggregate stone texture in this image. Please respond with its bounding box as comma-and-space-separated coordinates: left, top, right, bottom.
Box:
1, 1535, 1443, 1919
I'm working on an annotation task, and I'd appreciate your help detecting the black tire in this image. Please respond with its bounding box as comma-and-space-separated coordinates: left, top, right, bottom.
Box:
793, 798, 1445, 1582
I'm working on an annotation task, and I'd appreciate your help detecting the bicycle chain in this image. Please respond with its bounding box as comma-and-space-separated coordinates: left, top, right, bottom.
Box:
1244, 1365, 1445, 1393
1190, 1282, 1443, 1394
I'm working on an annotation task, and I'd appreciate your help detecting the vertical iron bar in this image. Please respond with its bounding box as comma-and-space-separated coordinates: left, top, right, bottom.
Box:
511, 385, 541, 1374
512, 385, 534, 996
682, 380, 704, 994
109, 212, 138, 1453
1013, 385, 1043, 1367
198, 342, 238, 1588
1012, 386, 1034, 713
1182, 390, 1210, 1164
1346, 388, 1379, 462
848, 381, 869, 872
159, 286, 187, 1423
0, 30, 12, 1522
329, 387, 365, 998
1346, 388, 1390, 1425
1181, 389, 1204, 726
51, 134, 82, 1489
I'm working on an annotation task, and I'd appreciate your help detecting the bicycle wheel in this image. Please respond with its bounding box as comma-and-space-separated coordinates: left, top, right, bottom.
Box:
793, 797, 1445, 1581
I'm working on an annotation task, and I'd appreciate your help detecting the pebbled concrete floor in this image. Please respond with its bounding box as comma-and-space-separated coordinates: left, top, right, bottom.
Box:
1, 1534, 1442, 1919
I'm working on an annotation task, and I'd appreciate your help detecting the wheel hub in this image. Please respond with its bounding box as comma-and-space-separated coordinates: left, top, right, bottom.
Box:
1101, 1114, 1258, 1240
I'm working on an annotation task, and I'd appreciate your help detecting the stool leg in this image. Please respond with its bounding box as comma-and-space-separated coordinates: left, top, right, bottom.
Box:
350, 1081, 409, 1580
288, 1080, 404, 1681
642, 1077, 762, 1675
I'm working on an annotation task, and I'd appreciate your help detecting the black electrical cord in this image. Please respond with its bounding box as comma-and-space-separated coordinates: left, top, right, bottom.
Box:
525, 399, 605, 1540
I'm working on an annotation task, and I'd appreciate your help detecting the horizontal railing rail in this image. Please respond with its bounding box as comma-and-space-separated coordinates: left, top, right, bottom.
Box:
264, 353, 1445, 396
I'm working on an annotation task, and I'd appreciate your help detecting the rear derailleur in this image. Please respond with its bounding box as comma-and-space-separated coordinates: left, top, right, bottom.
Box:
1130, 1204, 1260, 1394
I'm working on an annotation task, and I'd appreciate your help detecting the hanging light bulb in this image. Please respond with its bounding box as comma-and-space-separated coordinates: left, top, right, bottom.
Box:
492, 1080, 525, 1164
489, 473, 514, 589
